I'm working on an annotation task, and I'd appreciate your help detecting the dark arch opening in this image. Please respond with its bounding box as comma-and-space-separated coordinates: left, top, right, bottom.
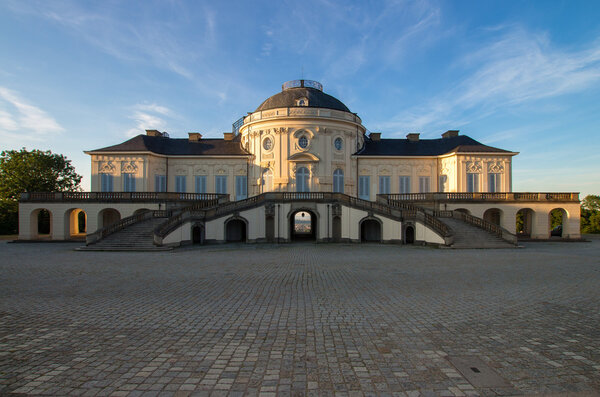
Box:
226, 219, 247, 242
549, 208, 566, 237
332, 215, 342, 242
290, 210, 316, 241
516, 208, 534, 237
192, 225, 204, 244
483, 208, 502, 226
98, 208, 121, 229
38, 209, 51, 235
405, 226, 415, 244
361, 219, 381, 242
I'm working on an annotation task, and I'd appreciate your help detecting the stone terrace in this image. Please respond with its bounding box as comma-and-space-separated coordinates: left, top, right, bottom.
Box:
1, 241, 599, 396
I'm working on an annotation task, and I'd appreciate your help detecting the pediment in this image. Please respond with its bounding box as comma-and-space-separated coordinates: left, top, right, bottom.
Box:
288, 152, 320, 162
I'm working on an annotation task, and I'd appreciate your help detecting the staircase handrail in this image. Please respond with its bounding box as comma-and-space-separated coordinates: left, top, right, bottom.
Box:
379, 195, 452, 238
452, 211, 517, 245
86, 209, 168, 245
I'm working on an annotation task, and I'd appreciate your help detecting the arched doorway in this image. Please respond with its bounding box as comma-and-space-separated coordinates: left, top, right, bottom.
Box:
98, 208, 121, 229
455, 208, 471, 216
30, 208, 52, 239
290, 210, 316, 241
64, 208, 87, 239
549, 208, 567, 238
360, 218, 381, 242
483, 208, 502, 226
192, 224, 204, 244
225, 218, 247, 242
295, 167, 310, 192
404, 225, 415, 244
516, 208, 534, 237
134, 208, 150, 216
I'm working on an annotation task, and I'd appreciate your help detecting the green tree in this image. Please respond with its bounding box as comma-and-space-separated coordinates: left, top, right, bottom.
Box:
0, 149, 82, 234
581, 195, 600, 234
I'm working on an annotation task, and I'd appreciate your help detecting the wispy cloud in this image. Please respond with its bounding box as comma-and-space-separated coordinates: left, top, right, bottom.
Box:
125, 103, 173, 137
0, 87, 64, 142
382, 27, 600, 133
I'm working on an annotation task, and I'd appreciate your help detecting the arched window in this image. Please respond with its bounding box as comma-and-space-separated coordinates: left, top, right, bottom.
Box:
296, 167, 310, 192
333, 169, 344, 193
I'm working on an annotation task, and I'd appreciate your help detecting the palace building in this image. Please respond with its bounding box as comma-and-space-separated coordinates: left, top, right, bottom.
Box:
18, 80, 581, 248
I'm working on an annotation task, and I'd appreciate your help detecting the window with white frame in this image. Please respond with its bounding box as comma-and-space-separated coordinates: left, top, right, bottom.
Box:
467, 173, 479, 193
155, 175, 166, 192
359, 176, 370, 200
419, 176, 430, 193
195, 175, 206, 194
379, 176, 391, 194
215, 175, 227, 194
235, 175, 247, 200
175, 175, 186, 193
101, 174, 113, 192
295, 167, 310, 192
488, 173, 501, 192
333, 169, 344, 193
399, 176, 411, 194
123, 173, 136, 192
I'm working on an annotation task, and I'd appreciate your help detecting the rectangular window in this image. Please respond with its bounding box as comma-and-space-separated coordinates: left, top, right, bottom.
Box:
467, 173, 479, 193
101, 174, 113, 192
399, 176, 411, 194
439, 175, 447, 192
488, 173, 501, 192
378, 176, 391, 195
215, 175, 227, 195
123, 174, 136, 192
195, 175, 206, 194
235, 175, 247, 200
358, 176, 370, 200
419, 176, 430, 193
175, 175, 186, 192
155, 175, 166, 192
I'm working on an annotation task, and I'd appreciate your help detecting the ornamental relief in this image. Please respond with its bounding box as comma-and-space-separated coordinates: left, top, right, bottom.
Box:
194, 167, 208, 175
235, 167, 247, 176
378, 166, 392, 175
417, 165, 431, 175
397, 165, 411, 174
174, 167, 188, 176
359, 168, 372, 175
121, 161, 138, 174
488, 162, 505, 173
466, 161, 483, 173
215, 167, 227, 175
99, 161, 116, 174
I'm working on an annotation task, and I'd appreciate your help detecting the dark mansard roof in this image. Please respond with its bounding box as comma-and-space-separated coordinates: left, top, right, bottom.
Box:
87, 134, 250, 156
256, 87, 351, 113
356, 135, 513, 156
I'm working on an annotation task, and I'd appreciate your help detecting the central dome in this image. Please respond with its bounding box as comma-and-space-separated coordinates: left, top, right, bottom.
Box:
255, 80, 351, 113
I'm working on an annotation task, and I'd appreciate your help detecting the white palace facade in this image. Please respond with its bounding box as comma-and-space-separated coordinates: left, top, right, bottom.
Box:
18, 80, 581, 248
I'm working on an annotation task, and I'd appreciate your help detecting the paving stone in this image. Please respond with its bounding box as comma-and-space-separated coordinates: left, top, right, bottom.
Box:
1, 241, 600, 395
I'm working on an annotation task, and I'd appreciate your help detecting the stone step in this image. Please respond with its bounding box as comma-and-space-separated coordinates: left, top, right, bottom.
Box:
440, 218, 515, 249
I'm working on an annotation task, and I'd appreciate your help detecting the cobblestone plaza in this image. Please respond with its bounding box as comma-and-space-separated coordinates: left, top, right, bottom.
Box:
1, 241, 599, 396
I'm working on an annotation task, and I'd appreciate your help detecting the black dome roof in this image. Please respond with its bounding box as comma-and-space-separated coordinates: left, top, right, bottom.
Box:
255, 86, 351, 113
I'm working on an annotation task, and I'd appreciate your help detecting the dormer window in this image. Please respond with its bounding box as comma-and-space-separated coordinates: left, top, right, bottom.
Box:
296, 97, 309, 107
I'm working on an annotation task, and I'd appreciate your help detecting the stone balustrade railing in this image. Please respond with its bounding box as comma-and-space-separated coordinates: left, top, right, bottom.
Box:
242, 107, 362, 126
380, 192, 579, 202
20, 192, 229, 203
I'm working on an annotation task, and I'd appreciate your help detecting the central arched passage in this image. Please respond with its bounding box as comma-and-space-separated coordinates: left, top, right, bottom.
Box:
290, 210, 316, 241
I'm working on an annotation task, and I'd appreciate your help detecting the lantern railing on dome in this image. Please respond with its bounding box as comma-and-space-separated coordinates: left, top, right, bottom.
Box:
232, 116, 244, 135
282, 79, 323, 91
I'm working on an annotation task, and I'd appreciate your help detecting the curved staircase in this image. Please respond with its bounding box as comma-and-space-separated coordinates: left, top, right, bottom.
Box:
77, 218, 172, 251
440, 218, 515, 248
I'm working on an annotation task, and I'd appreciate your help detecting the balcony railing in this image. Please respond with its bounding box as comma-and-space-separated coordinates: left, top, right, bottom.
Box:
20, 192, 229, 203
380, 192, 579, 202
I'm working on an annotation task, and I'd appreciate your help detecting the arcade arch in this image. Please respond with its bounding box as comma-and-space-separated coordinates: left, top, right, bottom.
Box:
516, 208, 534, 237
225, 217, 247, 242
360, 217, 382, 242
30, 208, 52, 239
64, 208, 87, 239
290, 209, 316, 241
98, 208, 121, 229
483, 208, 503, 226
549, 208, 568, 237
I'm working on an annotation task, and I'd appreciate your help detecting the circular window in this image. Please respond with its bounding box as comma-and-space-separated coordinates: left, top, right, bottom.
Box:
263, 137, 273, 151
298, 136, 308, 149
334, 137, 343, 151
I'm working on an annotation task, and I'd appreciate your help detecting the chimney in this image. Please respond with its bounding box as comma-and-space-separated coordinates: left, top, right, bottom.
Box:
369, 132, 381, 141
406, 133, 420, 142
442, 130, 459, 139
188, 132, 202, 142
223, 132, 234, 141
146, 129, 162, 137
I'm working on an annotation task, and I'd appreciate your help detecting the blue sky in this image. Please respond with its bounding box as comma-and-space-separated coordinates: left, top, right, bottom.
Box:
1, 0, 599, 196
